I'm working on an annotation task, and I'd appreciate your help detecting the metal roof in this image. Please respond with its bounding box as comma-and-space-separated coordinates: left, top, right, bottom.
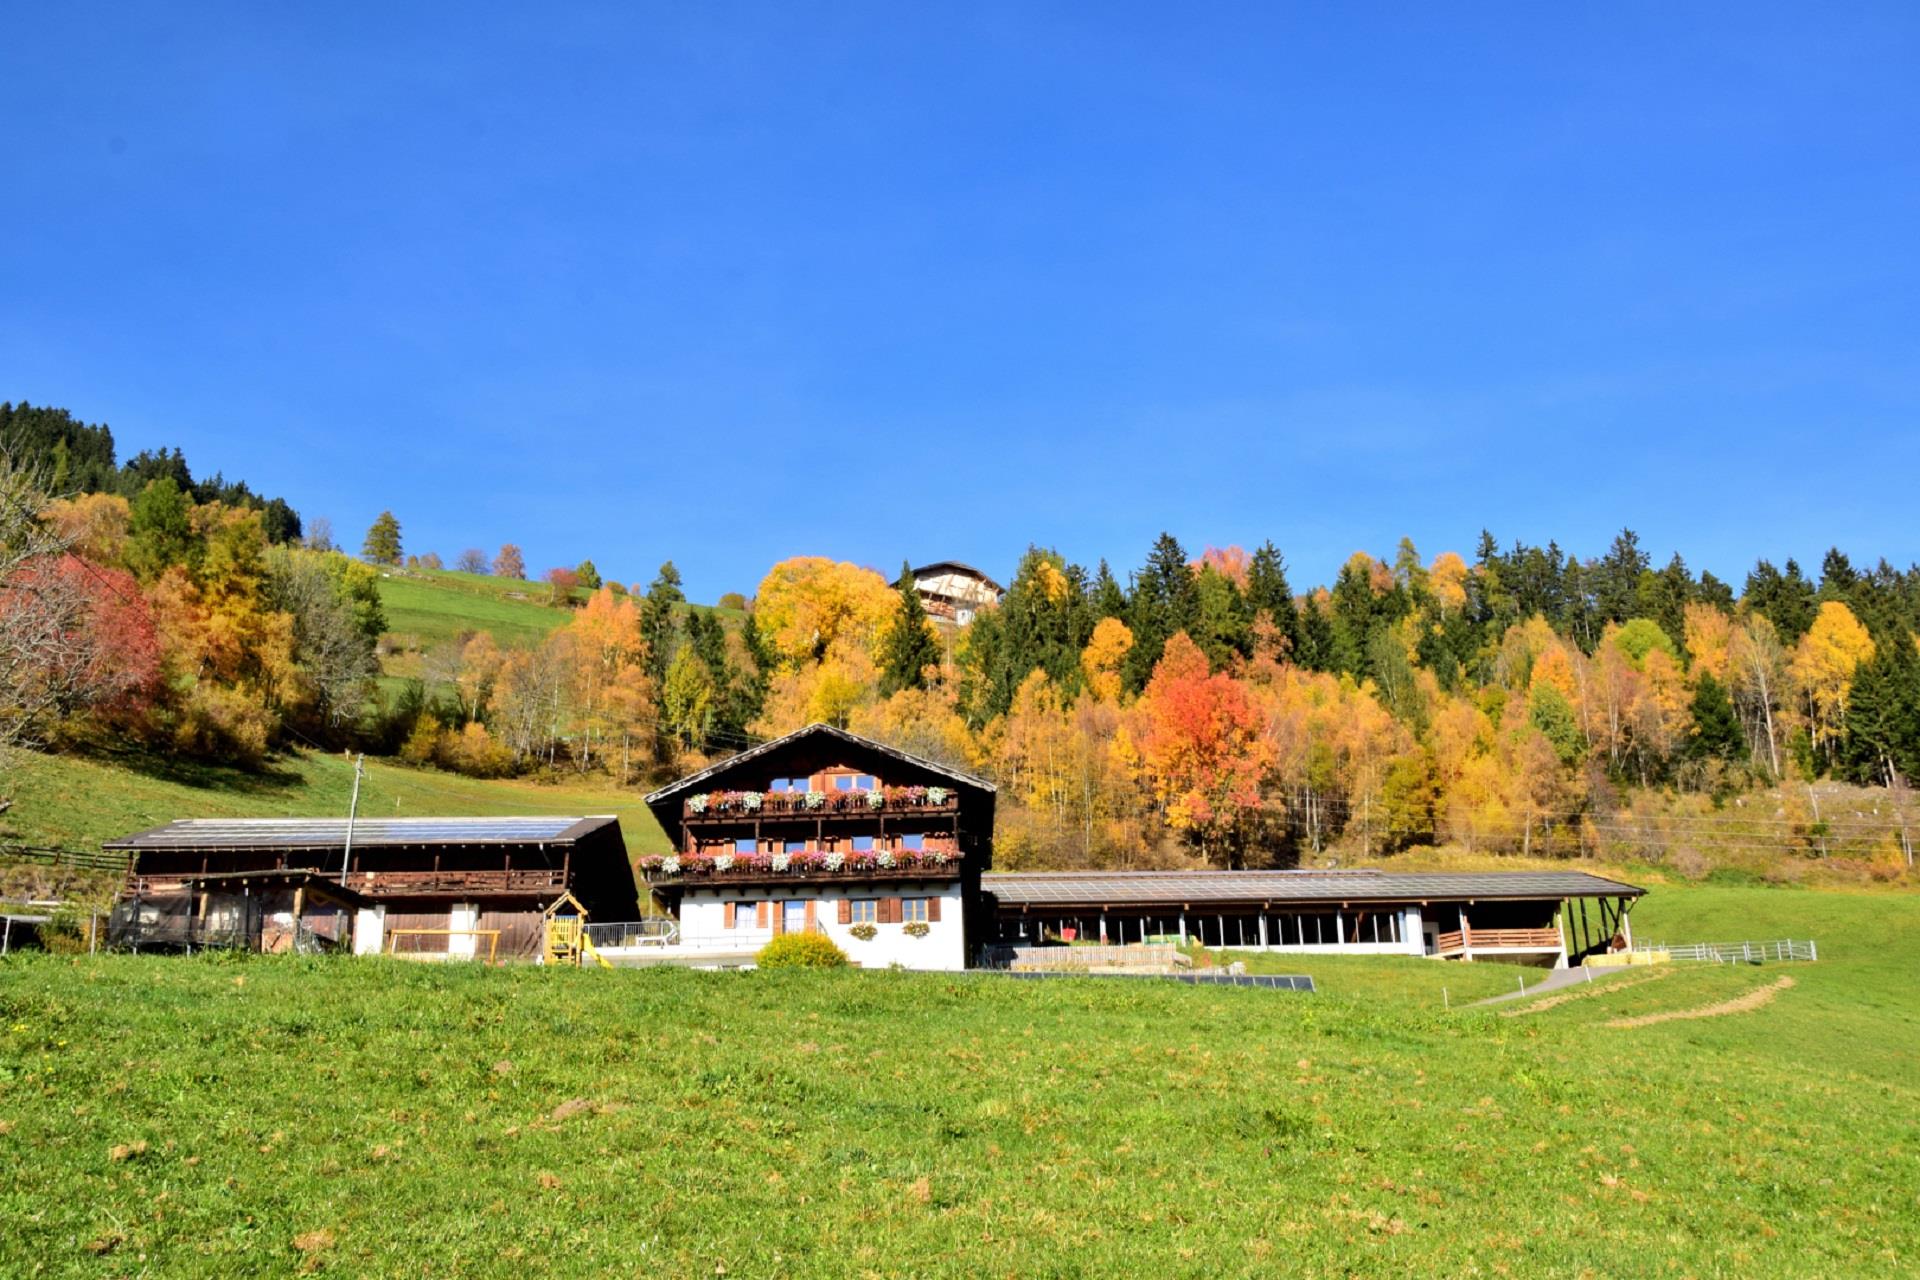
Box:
982, 869, 1644, 908
644, 723, 995, 805
104, 816, 618, 852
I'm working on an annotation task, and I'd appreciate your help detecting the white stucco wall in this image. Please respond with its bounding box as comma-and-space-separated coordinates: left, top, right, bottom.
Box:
353, 904, 386, 955
676, 880, 966, 971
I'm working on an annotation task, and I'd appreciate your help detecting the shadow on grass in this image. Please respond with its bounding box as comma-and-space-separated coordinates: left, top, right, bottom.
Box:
84, 747, 308, 796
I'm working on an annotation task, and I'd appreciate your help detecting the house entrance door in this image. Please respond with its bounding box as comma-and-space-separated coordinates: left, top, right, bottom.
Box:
783, 901, 808, 934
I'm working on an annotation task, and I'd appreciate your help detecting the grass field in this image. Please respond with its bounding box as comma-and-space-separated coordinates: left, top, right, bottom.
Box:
375, 571, 573, 652
2, 884, 1915, 1276
2, 748, 672, 902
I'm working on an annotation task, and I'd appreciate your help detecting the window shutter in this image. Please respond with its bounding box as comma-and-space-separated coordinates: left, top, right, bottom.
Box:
772, 902, 785, 936
883, 897, 902, 925
756, 901, 769, 929
724, 902, 736, 929
926, 897, 941, 923
804, 900, 818, 932
837, 898, 852, 925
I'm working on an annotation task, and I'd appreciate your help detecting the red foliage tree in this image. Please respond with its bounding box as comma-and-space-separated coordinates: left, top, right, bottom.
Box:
1137, 631, 1271, 863
0, 555, 161, 742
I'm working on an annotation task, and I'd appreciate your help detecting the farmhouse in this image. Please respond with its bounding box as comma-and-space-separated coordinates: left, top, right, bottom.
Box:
638, 723, 996, 970
105, 816, 637, 959
911, 561, 1004, 625
982, 868, 1644, 967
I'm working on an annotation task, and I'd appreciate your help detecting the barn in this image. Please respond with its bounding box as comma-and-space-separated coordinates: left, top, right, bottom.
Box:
105, 816, 638, 959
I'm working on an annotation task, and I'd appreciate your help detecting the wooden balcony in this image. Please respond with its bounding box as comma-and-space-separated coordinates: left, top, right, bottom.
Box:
641, 849, 961, 888
683, 791, 959, 824
1434, 927, 1563, 953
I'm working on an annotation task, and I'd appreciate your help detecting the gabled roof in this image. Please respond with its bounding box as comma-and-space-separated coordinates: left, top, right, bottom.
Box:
982, 869, 1644, 908
910, 562, 1005, 595
105, 816, 621, 852
644, 723, 995, 805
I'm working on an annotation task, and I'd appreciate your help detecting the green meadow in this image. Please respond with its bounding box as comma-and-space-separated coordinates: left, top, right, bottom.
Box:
2, 884, 1915, 1277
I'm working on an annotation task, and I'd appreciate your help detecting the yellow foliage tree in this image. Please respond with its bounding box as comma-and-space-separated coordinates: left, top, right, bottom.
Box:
1080, 616, 1133, 704
752, 557, 895, 669
1789, 600, 1875, 760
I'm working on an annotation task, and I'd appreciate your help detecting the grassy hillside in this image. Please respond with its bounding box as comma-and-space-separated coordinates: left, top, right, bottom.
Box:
2, 885, 1915, 1275
2, 748, 672, 902
376, 571, 573, 652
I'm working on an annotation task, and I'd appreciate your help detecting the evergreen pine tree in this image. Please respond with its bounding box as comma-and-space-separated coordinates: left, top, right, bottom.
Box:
879, 562, 941, 696
1245, 542, 1300, 655
361, 510, 402, 566
640, 561, 685, 685
1686, 673, 1745, 762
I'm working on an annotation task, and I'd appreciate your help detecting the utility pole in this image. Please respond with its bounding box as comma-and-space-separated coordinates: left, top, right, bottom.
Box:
339, 754, 365, 885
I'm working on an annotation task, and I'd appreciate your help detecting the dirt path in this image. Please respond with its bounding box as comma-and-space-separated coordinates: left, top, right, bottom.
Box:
1606, 975, 1796, 1029
1499, 966, 1672, 1017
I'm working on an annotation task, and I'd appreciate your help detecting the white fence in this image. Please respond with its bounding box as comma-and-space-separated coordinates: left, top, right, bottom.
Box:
583, 919, 679, 948
1636, 939, 1817, 963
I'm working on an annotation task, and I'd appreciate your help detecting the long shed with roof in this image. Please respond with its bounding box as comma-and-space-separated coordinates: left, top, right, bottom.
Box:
982, 868, 1644, 965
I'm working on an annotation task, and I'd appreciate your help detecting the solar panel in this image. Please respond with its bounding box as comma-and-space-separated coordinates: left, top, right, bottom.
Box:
985, 970, 1316, 993
108, 816, 608, 850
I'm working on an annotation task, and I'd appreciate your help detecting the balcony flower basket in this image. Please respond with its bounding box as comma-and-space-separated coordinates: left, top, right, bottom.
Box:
713, 854, 734, 873
688, 795, 709, 815
927, 786, 948, 805
904, 922, 931, 938
740, 791, 763, 812
660, 856, 681, 876
802, 791, 826, 811
876, 851, 896, 869
822, 852, 845, 872
849, 923, 878, 942
865, 788, 886, 810
770, 853, 791, 873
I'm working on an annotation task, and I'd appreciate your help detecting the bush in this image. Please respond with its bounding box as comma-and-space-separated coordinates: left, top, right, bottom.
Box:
756, 932, 848, 970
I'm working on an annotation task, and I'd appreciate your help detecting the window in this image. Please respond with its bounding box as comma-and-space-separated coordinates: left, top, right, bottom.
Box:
771, 777, 810, 793
784, 840, 807, 853
736, 901, 759, 929
856, 774, 876, 790
902, 898, 930, 924
849, 899, 877, 925
851, 836, 874, 852
899, 833, 925, 851
735, 838, 757, 853
834, 775, 855, 791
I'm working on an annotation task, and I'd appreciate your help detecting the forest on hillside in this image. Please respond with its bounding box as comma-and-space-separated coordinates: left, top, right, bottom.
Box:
5, 402, 1919, 878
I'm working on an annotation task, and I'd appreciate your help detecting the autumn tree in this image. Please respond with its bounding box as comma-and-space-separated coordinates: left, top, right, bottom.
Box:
1790, 600, 1875, 768
456, 548, 490, 574
494, 543, 526, 580
1136, 632, 1271, 866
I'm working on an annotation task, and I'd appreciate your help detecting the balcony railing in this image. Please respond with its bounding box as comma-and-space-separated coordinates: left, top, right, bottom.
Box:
683, 788, 959, 822
639, 848, 960, 885
1434, 927, 1562, 952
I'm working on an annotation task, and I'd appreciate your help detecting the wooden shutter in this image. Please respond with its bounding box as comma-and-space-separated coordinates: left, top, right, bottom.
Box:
926, 897, 941, 923
756, 901, 769, 929
724, 902, 736, 929
837, 898, 852, 925
882, 897, 902, 925
772, 902, 786, 936
804, 900, 818, 932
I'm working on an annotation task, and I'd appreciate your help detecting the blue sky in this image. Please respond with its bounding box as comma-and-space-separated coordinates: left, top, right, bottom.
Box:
5, 2, 1917, 601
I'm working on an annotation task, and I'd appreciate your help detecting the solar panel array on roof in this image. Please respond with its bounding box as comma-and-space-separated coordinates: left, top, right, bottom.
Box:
981, 869, 1642, 906
105, 816, 610, 851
